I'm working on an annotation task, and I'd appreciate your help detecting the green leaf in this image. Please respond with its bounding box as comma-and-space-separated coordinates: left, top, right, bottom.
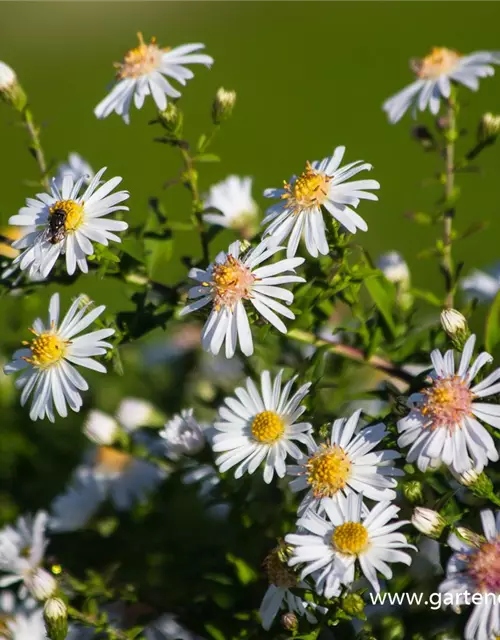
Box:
194, 153, 220, 163
226, 553, 258, 585
197, 133, 208, 152
364, 276, 397, 337
205, 624, 226, 640
485, 290, 500, 352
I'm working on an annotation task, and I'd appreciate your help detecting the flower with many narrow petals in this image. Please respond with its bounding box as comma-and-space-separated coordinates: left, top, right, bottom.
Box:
54, 152, 94, 191
4, 293, 115, 422
180, 240, 304, 358
397, 334, 500, 474
203, 175, 259, 238
95, 32, 213, 124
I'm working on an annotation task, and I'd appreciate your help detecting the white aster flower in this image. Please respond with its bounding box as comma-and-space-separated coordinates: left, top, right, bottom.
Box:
377, 251, 410, 285
285, 493, 414, 597
115, 397, 161, 431
383, 47, 500, 124
202, 176, 259, 238
4, 293, 114, 422
439, 509, 500, 640
49, 470, 105, 533
160, 409, 206, 458
0, 605, 47, 640
24, 568, 56, 601
397, 334, 500, 474
9, 167, 129, 278
0, 511, 48, 596
54, 152, 94, 191
287, 410, 403, 515
461, 264, 500, 303
145, 613, 204, 640
212, 370, 314, 483
83, 409, 119, 445
180, 240, 304, 358
262, 146, 380, 258
94, 32, 213, 124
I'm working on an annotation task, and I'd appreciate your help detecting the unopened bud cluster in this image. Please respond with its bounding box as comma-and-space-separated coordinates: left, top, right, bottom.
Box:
212, 87, 236, 125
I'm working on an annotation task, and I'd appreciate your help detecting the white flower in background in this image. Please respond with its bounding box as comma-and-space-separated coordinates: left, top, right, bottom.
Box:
259, 545, 327, 631
0, 593, 47, 640
54, 152, 94, 191
212, 370, 314, 483
0, 226, 46, 284
439, 510, 500, 640
397, 334, 500, 474
0, 511, 48, 595
202, 176, 259, 238
0, 61, 16, 90
9, 167, 129, 278
160, 409, 205, 458
4, 293, 114, 422
24, 568, 56, 601
285, 493, 414, 597
377, 251, 410, 285
115, 397, 161, 431
263, 146, 380, 258
83, 409, 119, 445
94, 32, 213, 124
49, 471, 105, 533
411, 507, 446, 538
145, 613, 205, 639
287, 410, 403, 515
383, 47, 500, 124
461, 264, 500, 303
180, 240, 304, 358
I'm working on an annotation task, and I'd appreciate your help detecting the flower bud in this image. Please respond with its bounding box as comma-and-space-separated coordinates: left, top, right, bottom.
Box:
281, 612, 298, 631
411, 507, 446, 538
116, 397, 163, 431
160, 409, 206, 458
478, 112, 500, 142
44, 597, 68, 640
456, 526, 484, 548
455, 469, 494, 498
158, 102, 183, 135
0, 61, 26, 111
440, 309, 470, 349
26, 567, 57, 601
212, 87, 236, 125
342, 592, 365, 617
84, 410, 119, 445
403, 480, 424, 505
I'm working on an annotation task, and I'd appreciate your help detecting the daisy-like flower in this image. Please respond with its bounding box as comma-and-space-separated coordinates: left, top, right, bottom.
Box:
180, 240, 304, 358
212, 370, 314, 483
4, 293, 115, 422
8, 167, 129, 278
262, 146, 380, 258
259, 545, 327, 631
94, 32, 213, 124
202, 176, 259, 239
439, 509, 500, 640
160, 409, 206, 459
461, 264, 500, 303
0, 594, 47, 640
285, 493, 414, 597
287, 410, 403, 515
397, 334, 500, 475
383, 47, 500, 124
54, 152, 94, 191
49, 471, 105, 533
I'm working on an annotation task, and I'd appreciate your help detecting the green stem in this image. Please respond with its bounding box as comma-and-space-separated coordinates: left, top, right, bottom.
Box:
179, 146, 209, 264
442, 96, 456, 308
22, 107, 49, 189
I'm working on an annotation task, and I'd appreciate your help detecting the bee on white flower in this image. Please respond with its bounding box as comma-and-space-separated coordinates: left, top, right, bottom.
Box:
94, 32, 213, 124
202, 176, 259, 239
212, 370, 314, 483
397, 334, 500, 474
383, 47, 500, 124
4, 293, 115, 422
285, 493, 414, 597
180, 240, 305, 358
263, 146, 379, 258
53, 152, 94, 191
8, 167, 129, 278
287, 410, 403, 515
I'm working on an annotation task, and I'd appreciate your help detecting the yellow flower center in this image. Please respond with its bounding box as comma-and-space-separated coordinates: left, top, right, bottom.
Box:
116, 32, 165, 79
50, 200, 84, 232
306, 444, 352, 498
282, 162, 331, 212
421, 375, 473, 431
412, 47, 461, 79
208, 255, 255, 310
251, 410, 285, 443
332, 522, 369, 555
263, 547, 298, 588
96, 446, 133, 473
23, 332, 68, 368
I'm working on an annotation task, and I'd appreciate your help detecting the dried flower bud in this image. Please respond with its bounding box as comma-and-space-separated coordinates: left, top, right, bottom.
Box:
403, 480, 424, 505
26, 568, 57, 601
411, 507, 446, 538
44, 597, 68, 640
212, 87, 236, 125
0, 61, 26, 111
440, 308, 470, 350
281, 612, 298, 631
478, 112, 500, 142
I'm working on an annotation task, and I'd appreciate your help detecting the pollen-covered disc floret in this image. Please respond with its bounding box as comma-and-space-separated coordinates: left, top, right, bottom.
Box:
286, 493, 414, 597
288, 410, 402, 515
263, 146, 379, 258
397, 334, 500, 475
439, 509, 500, 640
9, 167, 129, 279
212, 370, 314, 483
180, 240, 305, 358
3, 293, 114, 422
383, 47, 500, 124
95, 32, 213, 124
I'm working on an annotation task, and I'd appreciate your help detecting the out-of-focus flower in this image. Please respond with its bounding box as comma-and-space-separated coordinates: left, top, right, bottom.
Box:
377, 251, 410, 285
83, 410, 119, 445
160, 409, 206, 458
0, 591, 46, 640
24, 568, 56, 601
53, 153, 94, 191
115, 397, 163, 431
49, 471, 105, 533
94, 33, 213, 124
202, 176, 259, 239
212, 87, 236, 124
145, 612, 205, 639
461, 264, 500, 303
